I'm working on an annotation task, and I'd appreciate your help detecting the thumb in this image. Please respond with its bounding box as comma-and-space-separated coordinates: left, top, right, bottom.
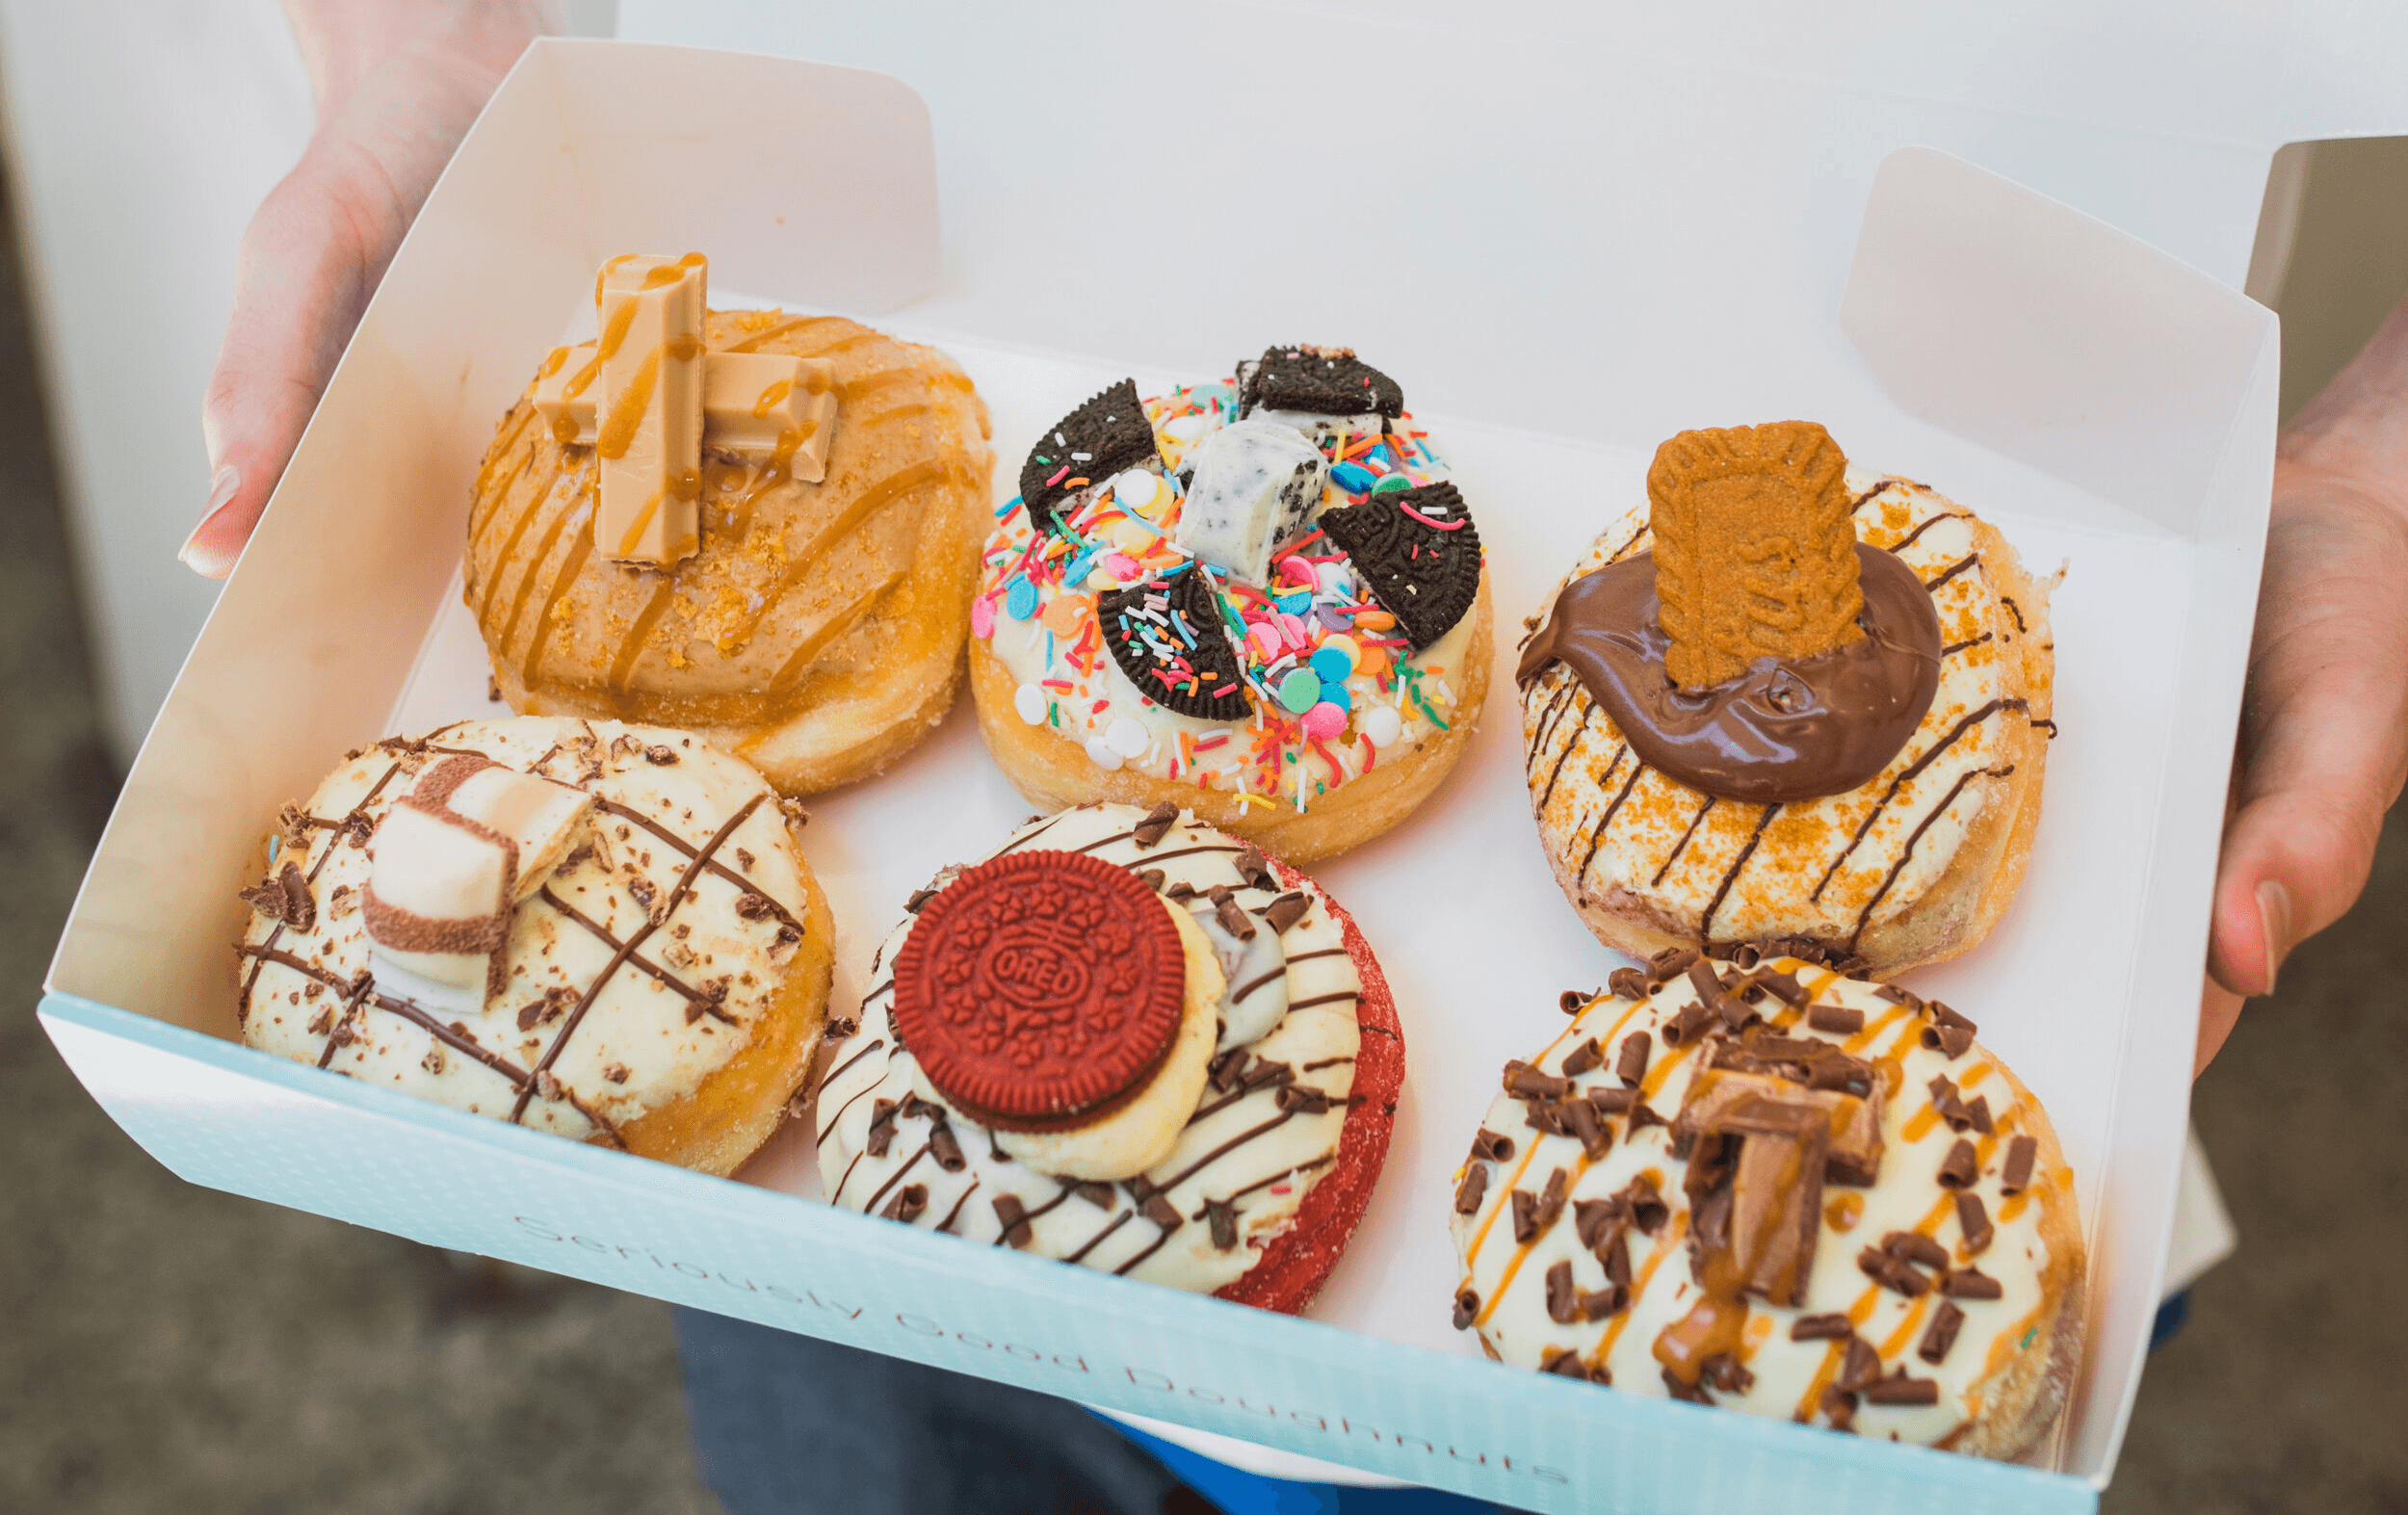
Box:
183, 143, 396, 578
2208, 486, 2408, 996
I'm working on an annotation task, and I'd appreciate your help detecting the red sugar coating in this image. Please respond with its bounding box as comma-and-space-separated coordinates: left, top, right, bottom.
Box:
894, 849, 1186, 1132
1214, 854, 1405, 1317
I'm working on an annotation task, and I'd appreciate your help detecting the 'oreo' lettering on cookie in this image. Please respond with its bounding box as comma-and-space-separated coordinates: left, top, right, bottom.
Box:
1100, 568, 1254, 719
1020, 379, 1162, 535
1319, 482, 1482, 652
1236, 344, 1403, 420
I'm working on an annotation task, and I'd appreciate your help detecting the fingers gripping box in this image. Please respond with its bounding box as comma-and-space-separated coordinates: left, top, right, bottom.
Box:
39, 13, 2408, 1509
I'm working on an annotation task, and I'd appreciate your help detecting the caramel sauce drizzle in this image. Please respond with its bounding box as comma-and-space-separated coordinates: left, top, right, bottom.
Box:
472, 451, 570, 623
493, 474, 591, 660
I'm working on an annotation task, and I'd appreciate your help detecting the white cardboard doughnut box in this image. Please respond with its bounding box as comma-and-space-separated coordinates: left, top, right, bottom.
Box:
40, 14, 2408, 1510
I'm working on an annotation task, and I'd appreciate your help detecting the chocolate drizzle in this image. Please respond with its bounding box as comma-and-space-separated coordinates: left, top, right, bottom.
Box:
1517, 544, 1941, 802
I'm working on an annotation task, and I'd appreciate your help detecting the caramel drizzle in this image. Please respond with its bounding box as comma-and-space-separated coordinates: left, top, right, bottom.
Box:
467, 409, 540, 543
474, 451, 574, 624
520, 523, 595, 687
730, 457, 952, 646
509, 794, 766, 1122
722, 313, 845, 353
492, 477, 590, 660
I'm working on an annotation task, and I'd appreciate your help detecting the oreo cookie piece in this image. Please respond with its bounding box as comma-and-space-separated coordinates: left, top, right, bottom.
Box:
1320, 482, 1483, 651
1099, 568, 1253, 720
1236, 345, 1404, 420
1020, 379, 1162, 535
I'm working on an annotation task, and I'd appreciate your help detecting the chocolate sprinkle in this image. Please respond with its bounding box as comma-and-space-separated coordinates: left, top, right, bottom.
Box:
1544, 1260, 1580, 1324
1964, 1094, 1995, 1136
2001, 1136, 2038, 1194
1791, 1313, 1853, 1342
992, 1194, 1034, 1248
1317, 482, 1483, 651
928, 1123, 966, 1173
1560, 1097, 1612, 1162
1920, 1002, 1978, 1059
1021, 378, 1161, 534
1558, 989, 1589, 1015
1470, 1128, 1514, 1163
1938, 1138, 1979, 1189
1237, 344, 1403, 418
1205, 1196, 1239, 1251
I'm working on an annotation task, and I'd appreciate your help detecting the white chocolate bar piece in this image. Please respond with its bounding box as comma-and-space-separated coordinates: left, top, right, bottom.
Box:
533, 347, 839, 483
1173, 417, 1327, 585
593, 253, 707, 565
362, 758, 592, 1003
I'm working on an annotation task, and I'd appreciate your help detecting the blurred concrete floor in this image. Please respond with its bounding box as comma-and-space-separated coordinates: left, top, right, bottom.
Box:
5, 150, 2408, 1512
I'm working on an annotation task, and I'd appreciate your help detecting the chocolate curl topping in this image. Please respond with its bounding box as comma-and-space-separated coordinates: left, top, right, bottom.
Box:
1937, 1138, 1979, 1189
1882, 1230, 1949, 1269
1918, 1299, 1966, 1365
1132, 800, 1180, 848
1453, 1288, 1479, 1330
1205, 1197, 1239, 1251
1920, 1002, 1977, 1059
1470, 1128, 1514, 1163
1560, 1097, 1613, 1162
1835, 1335, 1882, 1394
2001, 1135, 2038, 1194
1806, 1003, 1864, 1035
880, 1184, 929, 1224
1504, 1060, 1574, 1101
1791, 1313, 1853, 1342
1954, 1191, 1994, 1255
1453, 1163, 1490, 1216
1857, 1245, 1931, 1297
1260, 892, 1311, 935
1561, 1038, 1604, 1078
1607, 967, 1651, 1001
992, 1194, 1034, 1248
1232, 842, 1275, 891
1617, 1032, 1652, 1087
1941, 1267, 2003, 1300
1862, 1368, 1941, 1406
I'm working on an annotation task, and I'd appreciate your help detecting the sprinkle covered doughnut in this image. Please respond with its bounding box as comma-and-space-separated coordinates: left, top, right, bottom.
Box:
468, 252, 995, 797
970, 346, 1493, 864
1517, 426, 2055, 978
1450, 951, 2084, 1458
235, 718, 835, 1177
818, 802, 1403, 1308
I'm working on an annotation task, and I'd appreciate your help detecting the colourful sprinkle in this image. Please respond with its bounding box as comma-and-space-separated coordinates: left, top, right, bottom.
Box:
1276, 668, 1322, 714
970, 596, 996, 639
1301, 701, 1347, 740
1004, 578, 1038, 620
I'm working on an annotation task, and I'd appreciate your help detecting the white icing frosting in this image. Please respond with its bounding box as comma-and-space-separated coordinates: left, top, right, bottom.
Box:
1451, 965, 2075, 1448
239, 718, 816, 1145
1522, 471, 2048, 945
817, 803, 1364, 1293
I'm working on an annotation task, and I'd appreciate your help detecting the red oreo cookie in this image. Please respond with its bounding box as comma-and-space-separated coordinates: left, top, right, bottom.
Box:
893, 849, 1187, 1133
1215, 855, 1405, 1317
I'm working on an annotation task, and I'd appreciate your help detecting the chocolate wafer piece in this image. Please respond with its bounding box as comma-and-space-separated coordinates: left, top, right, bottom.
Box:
1647, 421, 1863, 690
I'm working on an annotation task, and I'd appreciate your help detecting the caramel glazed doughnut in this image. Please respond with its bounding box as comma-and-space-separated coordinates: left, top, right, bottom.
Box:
1450, 955, 2084, 1458
1518, 470, 2056, 978
817, 803, 1404, 1308
467, 310, 995, 796
970, 346, 1492, 864
234, 718, 835, 1177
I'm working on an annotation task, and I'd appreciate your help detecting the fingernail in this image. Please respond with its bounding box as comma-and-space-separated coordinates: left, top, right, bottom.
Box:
176, 464, 242, 566
2254, 877, 2292, 994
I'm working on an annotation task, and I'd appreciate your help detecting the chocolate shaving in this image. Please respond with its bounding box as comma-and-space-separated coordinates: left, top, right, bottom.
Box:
1557, 989, 1585, 1015
925, 1122, 965, 1172
1819, 1387, 1858, 1433
1884, 1231, 1950, 1269
1205, 1197, 1239, 1251
1920, 1002, 1977, 1059
822, 1016, 859, 1044
1873, 982, 1924, 1009
1628, 1101, 1668, 1133
1208, 1046, 1248, 1092
1545, 1261, 1580, 1324
1598, 1225, 1632, 1287
1791, 1313, 1853, 1342
1942, 1267, 2003, 1300
515, 986, 574, 1032
240, 861, 318, 933
1232, 842, 1275, 891
2001, 1136, 2037, 1194
1260, 892, 1310, 934
1663, 998, 1715, 1047
1214, 894, 1258, 941
1954, 1191, 1994, 1254
1616, 1032, 1651, 1086
1927, 1074, 1976, 1132
1750, 969, 1810, 1008
992, 1194, 1033, 1247
1561, 1038, 1603, 1078
643, 744, 678, 766
880, 1184, 929, 1223
1964, 1095, 1994, 1136
1274, 1084, 1330, 1115
1919, 1299, 1966, 1365
1806, 1003, 1864, 1034
1470, 1128, 1514, 1163
1835, 1335, 1882, 1393
735, 892, 774, 920
1938, 1138, 1979, 1189
1242, 1058, 1296, 1090
602, 1062, 628, 1084
1648, 946, 1700, 984
864, 1098, 899, 1157
1522, 1098, 1566, 1136
1625, 1174, 1668, 1234
1504, 1061, 1574, 1101
1136, 868, 1165, 892
1560, 1097, 1612, 1161
1862, 1369, 1940, 1407
1452, 1288, 1479, 1330
1453, 1163, 1489, 1216
1142, 1194, 1183, 1230
1132, 800, 1179, 848
1857, 1246, 1930, 1296
1607, 967, 1651, 1001
1588, 1085, 1637, 1115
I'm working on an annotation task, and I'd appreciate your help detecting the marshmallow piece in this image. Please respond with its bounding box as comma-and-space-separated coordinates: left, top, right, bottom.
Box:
593, 253, 708, 565
1171, 418, 1327, 585
533, 347, 840, 483
362, 757, 592, 1002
